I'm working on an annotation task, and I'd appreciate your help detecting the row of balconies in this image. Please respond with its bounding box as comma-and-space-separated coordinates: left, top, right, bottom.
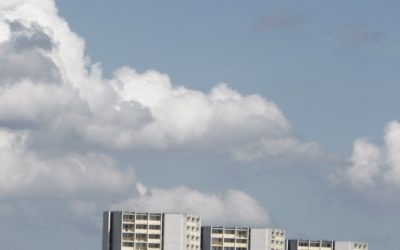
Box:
123, 219, 161, 225
123, 233, 161, 243
123, 229, 161, 235
298, 247, 332, 250
123, 239, 161, 244
210, 247, 248, 250
211, 242, 248, 248
123, 213, 162, 220
122, 242, 161, 250
211, 233, 248, 239
123, 223, 161, 230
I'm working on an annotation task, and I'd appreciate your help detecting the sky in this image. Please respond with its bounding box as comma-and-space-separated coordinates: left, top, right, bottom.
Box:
0, 0, 399, 249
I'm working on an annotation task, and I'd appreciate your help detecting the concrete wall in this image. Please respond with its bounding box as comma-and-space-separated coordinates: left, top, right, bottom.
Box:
163, 213, 186, 250
102, 211, 111, 250
112, 211, 122, 250
250, 228, 271, 250
201, 226, 212, 250
334, 241, 368, 250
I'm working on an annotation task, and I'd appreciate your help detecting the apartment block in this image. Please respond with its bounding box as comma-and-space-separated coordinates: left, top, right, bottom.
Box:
103, 211, 201, 250
287, 240, 334, 250
287, 240, 368, 250
334, 241, 368, 250
202, 226, 249, 250
201, 226, 285, 250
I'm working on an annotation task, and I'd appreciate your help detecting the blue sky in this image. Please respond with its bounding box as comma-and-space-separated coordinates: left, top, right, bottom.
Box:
58, 0, 400, 152
0, 0, 399, 249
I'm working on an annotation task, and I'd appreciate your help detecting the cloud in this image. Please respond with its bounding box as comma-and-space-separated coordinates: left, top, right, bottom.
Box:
331, 121, 400, 196
0, 21, 60, 84
0, 128, 135, 198
113, 183, 270, 227
0, 2, 322, 164
254, 11, 306, 31
0, 125, 269, 229
0, 0, 321, 237
231, 137, 324, 163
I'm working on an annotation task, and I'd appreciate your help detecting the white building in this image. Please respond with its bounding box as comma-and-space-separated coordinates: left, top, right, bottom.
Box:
287, 240, 334, 250
287, 240, 368, 250
103, 211, 201, 250
250, 228, 285, 250
334, 241, 368, 250
201, 226, 249, 250
201, 226, 285, 250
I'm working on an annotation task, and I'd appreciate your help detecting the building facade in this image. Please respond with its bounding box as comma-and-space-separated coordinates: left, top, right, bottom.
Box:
287, 240, 368, 250
103, 211, 201, 250
102, 211, 367, 250
201, 226, 250, 250
201, 226, 285, 250
287, 240, 334, 250
334, 241, 368, 250
250, 228, 285, 250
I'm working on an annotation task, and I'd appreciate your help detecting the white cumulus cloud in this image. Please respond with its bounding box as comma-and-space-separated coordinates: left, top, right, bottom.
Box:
113, 183, 270, 227
0, 0, 322, 163
331, 120, 400, 194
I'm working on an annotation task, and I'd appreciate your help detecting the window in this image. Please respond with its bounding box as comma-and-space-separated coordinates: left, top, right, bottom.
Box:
212, 229, 223, 234
122, 233, 134, 241
136, 234, 147, 241
136, 243, 147, 250
236, 230, 247, 238
149, 234, 160, 239
136, 224, 148, 229
321, 242, 332, 247
123, 214, 135, 222
149, 214, 160, 221
299, 241, 309, 247
224, 238, 235, 243
149, 225, 160, 230
212, 238, 223, 244
149, 243, 160, 249
236, 239, 247, 243
136, 214, 148, 220
224, 229, 235, 234
123, 242, 134, 247
123, 224, 135, 231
